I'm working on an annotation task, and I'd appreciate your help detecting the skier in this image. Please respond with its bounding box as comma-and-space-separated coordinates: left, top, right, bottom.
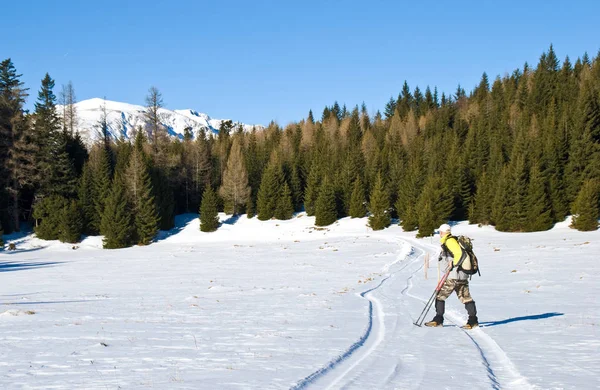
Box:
425, 223, 479, 329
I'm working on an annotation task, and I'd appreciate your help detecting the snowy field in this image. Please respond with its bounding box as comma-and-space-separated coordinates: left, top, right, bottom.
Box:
1, 214, 598, 389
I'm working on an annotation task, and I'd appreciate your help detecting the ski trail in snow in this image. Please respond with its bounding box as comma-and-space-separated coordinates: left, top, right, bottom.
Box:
445, 307, 537, 390
324, 287, 387, 389
289, 276, 389, 390
290, 239, 420, 390
395, 238, 535, 390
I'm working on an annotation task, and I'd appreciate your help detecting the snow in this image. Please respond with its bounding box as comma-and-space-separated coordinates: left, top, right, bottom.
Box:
61, 98, 263, 144
1, 215, 599, 389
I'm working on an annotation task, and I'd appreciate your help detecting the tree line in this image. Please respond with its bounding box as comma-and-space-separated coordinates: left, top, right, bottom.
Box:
0, 46, 599, 249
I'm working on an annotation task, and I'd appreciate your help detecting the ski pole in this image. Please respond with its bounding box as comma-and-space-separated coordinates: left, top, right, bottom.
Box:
414, 267, 451, 327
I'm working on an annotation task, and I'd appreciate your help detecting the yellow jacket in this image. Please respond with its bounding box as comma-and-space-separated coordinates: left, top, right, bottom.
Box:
440, 234, 463, 266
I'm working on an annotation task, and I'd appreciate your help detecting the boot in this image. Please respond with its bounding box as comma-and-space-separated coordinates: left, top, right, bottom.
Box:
424, 300, 445, 327
463, 301, 479, 329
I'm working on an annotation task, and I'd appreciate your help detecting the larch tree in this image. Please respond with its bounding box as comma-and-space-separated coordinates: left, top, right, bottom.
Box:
219, 137, 251, 215
59, 81, 77, 136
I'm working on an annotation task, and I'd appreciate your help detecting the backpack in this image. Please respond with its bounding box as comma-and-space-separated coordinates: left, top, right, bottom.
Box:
453, 235, 481, 276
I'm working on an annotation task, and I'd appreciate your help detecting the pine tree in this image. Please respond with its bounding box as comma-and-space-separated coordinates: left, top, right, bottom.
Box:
315, 177, 337, 226
152, 168, 175, 230
33, 73, 77, 199
78, 162, 97, 235
349, 177, 367, 218
200, 186, 219, 232
416, 176, 453, 237
303, 165, 321, 216
396, 157, 422, 231
470, 171, 494, 225
289, 161, 303, 211
274, 183, 294, 220
368, 173, 390, 230
219, 137, 251, 215
33, 195, 68, 240
524, 163, 553, 231
0, 221, 3, 248
571, 179, 599, 231
0, 58, 29, 233
257, 156, 284, 220
94, 144, 113, 232
246, 197, 256, 218
100, 174, 133, 249
59, 200, 83, 243
126, 147, 158, 245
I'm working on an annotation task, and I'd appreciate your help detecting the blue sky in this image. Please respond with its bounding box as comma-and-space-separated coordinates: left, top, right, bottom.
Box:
2, 0, 599, 125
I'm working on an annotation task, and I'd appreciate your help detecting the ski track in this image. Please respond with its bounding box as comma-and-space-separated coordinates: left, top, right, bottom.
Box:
291, 237, 535, 390
404, 236, 536, 390
290, 240, 422, 390
289, 275, 388, 390
444, 311, 536, 390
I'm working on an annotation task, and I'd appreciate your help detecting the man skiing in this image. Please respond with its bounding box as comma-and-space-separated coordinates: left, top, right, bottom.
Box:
425, 223, 479, 329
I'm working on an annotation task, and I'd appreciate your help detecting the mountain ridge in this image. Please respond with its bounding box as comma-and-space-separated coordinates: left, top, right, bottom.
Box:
60, 98, 264, 143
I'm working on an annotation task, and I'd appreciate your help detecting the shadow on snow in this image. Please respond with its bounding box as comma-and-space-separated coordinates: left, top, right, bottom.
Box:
154, 213, 198, 243
0, 260, 64, 273
480, 312, 564, 327
221, 214, 242, 225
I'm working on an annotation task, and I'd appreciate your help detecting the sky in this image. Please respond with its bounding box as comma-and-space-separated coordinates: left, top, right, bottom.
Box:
2, 0, 599, 126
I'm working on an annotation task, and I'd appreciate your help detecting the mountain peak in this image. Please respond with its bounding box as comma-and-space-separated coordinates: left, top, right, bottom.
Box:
63, 98, 262, 143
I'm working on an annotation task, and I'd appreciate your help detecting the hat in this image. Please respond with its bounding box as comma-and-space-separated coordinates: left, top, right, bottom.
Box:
438, 223, 451, 233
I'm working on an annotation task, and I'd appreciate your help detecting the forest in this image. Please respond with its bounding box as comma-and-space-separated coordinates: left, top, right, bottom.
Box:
0, 46, 599, 249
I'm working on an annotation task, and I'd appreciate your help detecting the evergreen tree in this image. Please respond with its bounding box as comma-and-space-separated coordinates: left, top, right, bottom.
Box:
94, 144, 113, 232
368, 173, 390, 230
274, 183, 294, 220
0, 221, 3, 248
524, 163, 553, 231
33, 74, 77, 198
256, 156, 284, 220
416, 176, 453, 237
246, 197, 256, 218
152, 168, 175, 230
571, 179, 599, 231
126, 147, 159, 245
349, 177, 367, 218
100, 174, 133, 249
303, 164, 321, 216
78, 162, 97, 235
396, 157, 422, 231
200, 186, 219, 232
0, 58, 29, 233
315, 177, 337, 226
470, 171, 494, 225
59, 200, 83, 243
245, 129, 262, 213
289, 162, 303, 211
33, 195, 68, 240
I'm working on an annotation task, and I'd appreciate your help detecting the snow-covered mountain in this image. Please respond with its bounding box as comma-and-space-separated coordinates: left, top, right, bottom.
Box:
63, 98, 263, 143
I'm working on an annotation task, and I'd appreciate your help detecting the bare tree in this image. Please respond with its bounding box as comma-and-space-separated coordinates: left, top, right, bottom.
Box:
59, 81, 77, 136
144, 86, 164, 146
96, 98, 111, 147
